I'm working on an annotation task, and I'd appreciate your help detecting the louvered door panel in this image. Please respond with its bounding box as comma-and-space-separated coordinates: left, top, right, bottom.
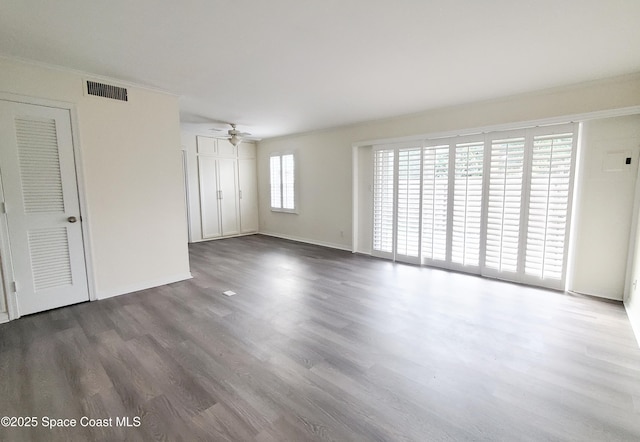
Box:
16, 118, 65, 213
28, 228, 73, 291
452, 141, 484, 268
422, 145, 449, 262
373, 149, 394, 255
525, 132, 575, 284
485, 137, 524, 274
396, 147, 421, 261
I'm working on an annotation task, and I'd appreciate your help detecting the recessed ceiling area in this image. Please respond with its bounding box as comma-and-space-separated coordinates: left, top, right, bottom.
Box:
1, 0, 639, 138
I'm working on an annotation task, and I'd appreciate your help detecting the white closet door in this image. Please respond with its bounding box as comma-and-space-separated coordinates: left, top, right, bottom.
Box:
218, 158, 240, 236
198, 156, 222, 238
0, 101, 89, 315
238, 158, 258, 233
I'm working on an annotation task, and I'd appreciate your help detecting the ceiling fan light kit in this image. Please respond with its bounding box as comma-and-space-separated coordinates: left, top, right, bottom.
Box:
229, 134, 241, 146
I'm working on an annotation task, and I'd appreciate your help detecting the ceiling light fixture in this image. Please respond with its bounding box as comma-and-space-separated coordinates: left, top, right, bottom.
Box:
229, 134, 241, 146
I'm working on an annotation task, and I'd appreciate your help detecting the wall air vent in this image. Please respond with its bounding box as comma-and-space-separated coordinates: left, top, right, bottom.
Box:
86, 80, 128, 102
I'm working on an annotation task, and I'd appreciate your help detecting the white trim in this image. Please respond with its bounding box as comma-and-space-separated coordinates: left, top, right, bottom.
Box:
259, 231, 351, 252
0, 311, 9, 324
566, 123, 586, 293
351, 144, 359, 253
68, 103, 98, 303
0, 93, 97, 318
96, 272, 193, 300
181, 148, 193, 243
0, 174, 17, 320
188, 232, 258, 243
352, 105, 640, 148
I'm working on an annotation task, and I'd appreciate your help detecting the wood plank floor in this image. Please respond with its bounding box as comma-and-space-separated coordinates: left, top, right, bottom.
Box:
2, 234, 640, 441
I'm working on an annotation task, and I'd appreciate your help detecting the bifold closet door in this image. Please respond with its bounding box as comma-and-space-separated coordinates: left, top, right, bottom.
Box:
198, 156, 222, 238
217, 158, 240, 236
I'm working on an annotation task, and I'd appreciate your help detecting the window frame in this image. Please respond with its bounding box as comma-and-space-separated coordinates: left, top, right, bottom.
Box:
269, 151, 298, 213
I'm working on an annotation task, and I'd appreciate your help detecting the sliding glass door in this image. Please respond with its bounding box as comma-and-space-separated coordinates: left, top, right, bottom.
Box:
371, 123, 578, 290
372, 144, 423, 264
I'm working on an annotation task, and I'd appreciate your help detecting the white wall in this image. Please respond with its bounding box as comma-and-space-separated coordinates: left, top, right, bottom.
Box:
0, 57, 191, 301
258, 131, 353, 250
570, 116, 640, 300
257, 73, 640, 299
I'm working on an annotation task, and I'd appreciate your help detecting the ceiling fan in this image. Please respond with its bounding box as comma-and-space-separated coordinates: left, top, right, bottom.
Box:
211, 123, 253, 146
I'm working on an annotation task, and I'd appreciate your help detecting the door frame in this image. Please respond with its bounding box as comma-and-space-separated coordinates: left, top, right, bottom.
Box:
0, 92, 96, 321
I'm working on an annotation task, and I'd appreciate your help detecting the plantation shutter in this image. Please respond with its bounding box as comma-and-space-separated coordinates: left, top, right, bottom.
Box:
270, 156, 281, 209
373, 149, 395, 256
282, 154, 295, 210
421, 144, 449, 263
368, 123, 577, 290
484, 136, 525, 274
524, 130, 576, 287
396, 147, 422, 261
451, 141, 484, 268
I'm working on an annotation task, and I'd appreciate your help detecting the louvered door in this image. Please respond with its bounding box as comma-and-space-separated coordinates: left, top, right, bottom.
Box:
451, 140, 484, 271
0, 101, 88, 315
372, 148, 395, 258
421, 144, 449, 264
483, 134, 525, 279
395, 147, 422, 263
523, 128, 576, 289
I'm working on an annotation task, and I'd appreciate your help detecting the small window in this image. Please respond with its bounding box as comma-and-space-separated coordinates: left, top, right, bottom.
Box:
270, 153, 296, 212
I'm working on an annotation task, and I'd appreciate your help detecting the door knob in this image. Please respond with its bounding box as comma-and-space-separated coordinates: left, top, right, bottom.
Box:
67, 216, 78, 223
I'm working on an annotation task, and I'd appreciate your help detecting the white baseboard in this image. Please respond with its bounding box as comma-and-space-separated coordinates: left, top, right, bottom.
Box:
0, 311, 9, 324
567, 289, 623, 302
96, 272, 193, 300
258, 231, 351, 252
189, 231, 258, 243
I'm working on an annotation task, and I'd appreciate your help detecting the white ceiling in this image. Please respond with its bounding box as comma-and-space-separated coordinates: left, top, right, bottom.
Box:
1, 0, 639, 138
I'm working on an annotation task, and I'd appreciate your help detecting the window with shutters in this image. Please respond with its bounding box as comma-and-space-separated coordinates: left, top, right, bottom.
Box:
422, 144, 449, 262
270, 153, 296, 212
396, 147, 422, 261
452, 141, 484, 268
485, 135, 525, 274
524, 131, 575, 286
373, 149, 394, 256
369, 123, 577, 290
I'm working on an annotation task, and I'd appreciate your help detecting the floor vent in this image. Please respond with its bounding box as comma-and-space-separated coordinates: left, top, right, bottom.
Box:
86, 80, 128, 102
